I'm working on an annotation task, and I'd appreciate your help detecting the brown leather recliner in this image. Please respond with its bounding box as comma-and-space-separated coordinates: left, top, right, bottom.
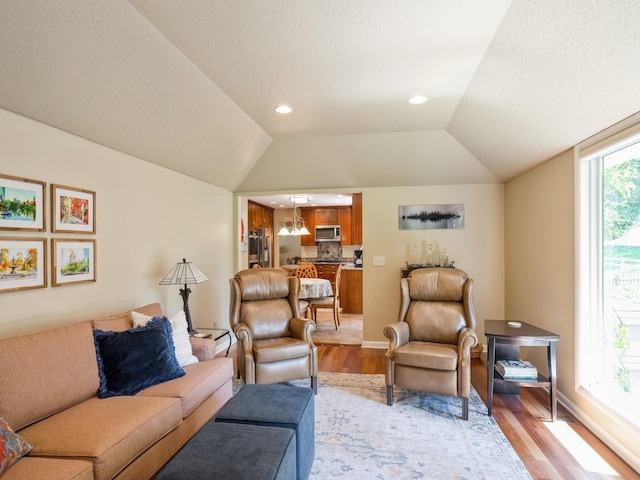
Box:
230, 268, 318, 393
384, 268, 478, 419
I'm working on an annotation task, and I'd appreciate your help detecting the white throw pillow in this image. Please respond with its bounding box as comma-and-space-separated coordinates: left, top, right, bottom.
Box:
131, 310, 199, 367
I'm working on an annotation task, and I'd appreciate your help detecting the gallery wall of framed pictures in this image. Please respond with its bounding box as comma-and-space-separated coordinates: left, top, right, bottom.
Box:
0, 173, 96, 293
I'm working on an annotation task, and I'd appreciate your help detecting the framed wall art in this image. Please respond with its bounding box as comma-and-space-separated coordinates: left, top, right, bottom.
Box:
0, 237, 47, 293
52, 239, 96, 287
398, 204, 465, 230
51, 184, 96, 234
0, 174, 46, 231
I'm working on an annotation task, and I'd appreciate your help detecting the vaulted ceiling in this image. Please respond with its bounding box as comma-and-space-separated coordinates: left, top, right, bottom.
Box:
1, 1, 639, 192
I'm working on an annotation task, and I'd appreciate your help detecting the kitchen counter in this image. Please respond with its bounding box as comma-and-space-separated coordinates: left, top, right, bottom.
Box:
280, 262, 361, 270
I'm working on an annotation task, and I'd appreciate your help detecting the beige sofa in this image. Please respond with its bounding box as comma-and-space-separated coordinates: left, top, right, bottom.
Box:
0, 303, 234, 480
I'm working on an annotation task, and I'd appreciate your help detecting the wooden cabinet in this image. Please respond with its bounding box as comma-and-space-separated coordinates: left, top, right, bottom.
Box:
300, 209, 316, 246
339, 208, 352, 245
352, 193, 362, 245
316, 208, 340, 225
340, 268, 363, 314
248, 200, 274, 230
300, 199, 361, 245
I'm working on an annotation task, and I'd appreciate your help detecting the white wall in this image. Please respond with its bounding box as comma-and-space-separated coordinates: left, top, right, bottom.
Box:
361, 184, 504, 346
0, 109, 235, 337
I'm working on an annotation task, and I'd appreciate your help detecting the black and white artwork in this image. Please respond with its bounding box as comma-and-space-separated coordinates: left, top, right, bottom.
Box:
398, 204, 464, 230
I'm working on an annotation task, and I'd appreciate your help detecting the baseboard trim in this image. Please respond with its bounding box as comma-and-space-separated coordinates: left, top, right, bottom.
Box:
362, 340, 387, 349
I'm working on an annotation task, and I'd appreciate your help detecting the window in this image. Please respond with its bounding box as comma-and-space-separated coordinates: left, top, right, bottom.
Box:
578, 118, 640, 425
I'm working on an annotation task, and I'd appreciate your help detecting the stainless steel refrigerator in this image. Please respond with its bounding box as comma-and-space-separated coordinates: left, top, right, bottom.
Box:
248, 227, 272, 268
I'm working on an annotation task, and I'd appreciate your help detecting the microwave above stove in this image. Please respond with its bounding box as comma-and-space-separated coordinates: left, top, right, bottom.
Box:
315, 225, 340, 242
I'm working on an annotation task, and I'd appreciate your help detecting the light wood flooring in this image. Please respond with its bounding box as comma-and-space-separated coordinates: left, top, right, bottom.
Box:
317, 344, 640, 480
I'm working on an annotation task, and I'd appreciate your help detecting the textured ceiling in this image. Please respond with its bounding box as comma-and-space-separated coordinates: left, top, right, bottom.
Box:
1, 1, 639, 192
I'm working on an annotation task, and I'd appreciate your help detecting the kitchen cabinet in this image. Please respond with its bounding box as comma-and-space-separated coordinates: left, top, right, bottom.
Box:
339, 208, 352, 245
300, 200, 360, 245
248, 200, 274, 230
352, 193, 362, 245
300, 209, 316, 246
340, 268, 363, 314
316, 208, 340, 225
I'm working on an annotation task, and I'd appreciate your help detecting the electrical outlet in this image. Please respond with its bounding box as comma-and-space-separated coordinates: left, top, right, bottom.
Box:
373, 256, 385, 266
213, 321, 219, 329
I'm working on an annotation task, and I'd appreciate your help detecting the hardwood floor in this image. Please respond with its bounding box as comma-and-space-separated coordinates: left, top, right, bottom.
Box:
317, 344, 640, 480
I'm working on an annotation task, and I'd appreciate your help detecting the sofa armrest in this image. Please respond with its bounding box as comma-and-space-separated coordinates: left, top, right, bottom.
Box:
189, 337, 216, 361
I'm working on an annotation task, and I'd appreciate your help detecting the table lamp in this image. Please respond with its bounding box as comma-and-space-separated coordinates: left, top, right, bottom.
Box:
159, 258, 208, 334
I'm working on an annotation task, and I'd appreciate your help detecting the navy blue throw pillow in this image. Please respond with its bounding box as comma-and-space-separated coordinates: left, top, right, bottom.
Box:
93, 317, 185, 398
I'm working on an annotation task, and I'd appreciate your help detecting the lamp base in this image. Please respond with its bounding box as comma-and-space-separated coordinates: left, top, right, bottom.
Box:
179, 285, 197, 334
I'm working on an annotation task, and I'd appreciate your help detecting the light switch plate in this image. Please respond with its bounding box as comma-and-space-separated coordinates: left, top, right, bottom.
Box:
373, 256, 385, 266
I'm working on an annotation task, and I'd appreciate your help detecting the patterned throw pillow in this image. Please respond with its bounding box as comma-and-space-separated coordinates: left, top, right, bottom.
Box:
0, 417, 32, 474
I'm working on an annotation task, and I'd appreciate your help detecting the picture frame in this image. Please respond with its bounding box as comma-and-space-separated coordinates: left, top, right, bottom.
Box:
0, 174, 46, 231
51, 184, 96, 234
51, 239, 96, 287
398, 204, 465, 230
0, 237, 47, 293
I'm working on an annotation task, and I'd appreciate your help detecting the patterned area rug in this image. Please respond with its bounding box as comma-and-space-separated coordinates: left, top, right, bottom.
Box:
235, 373, 532, 479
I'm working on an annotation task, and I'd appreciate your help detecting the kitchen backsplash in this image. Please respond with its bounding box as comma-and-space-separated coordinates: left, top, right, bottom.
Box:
298, 243, 361, 262
316, 241, 342, 260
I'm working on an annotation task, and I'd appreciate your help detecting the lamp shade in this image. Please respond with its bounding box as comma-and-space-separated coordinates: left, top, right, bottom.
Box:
159, 259, 208, 334
159, 259, 208, 285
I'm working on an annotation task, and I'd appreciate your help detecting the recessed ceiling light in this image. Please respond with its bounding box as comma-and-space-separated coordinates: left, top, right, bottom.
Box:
275, 105, 293, 114
408, 96, 428, 105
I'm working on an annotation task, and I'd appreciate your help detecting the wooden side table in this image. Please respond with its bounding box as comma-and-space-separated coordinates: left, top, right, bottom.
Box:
485, 320, 560, 421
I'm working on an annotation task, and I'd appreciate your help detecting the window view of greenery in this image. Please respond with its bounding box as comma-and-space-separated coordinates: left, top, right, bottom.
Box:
602, 142, 640, 406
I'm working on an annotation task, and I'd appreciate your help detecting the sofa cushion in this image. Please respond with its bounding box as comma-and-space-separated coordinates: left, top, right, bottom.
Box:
131, 310, 198, 367
18, 396, 182, 480
0, 321, 100, 430
0, 457, 93, 480
93, 318, 185, 398
138, 357, 234, 418
0, 417, 32, 475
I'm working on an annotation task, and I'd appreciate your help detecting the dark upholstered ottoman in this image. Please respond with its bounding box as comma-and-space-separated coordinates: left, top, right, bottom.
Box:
215, 384, 315, 480
157, 422, 295, 480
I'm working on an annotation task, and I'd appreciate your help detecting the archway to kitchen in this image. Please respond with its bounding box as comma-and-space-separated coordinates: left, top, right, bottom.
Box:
241, 192, 363, 346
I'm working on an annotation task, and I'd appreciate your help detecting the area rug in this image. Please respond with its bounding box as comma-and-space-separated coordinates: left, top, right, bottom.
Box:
235, 373, 532, 479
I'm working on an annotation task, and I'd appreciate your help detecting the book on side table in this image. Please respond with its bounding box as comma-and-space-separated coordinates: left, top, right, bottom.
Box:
495, 359, 538, 379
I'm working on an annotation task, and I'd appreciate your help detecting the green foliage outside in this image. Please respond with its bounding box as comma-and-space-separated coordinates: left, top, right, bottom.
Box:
603, 157, 640, 242
613, 323, 629, 349
616, 367, 631, 393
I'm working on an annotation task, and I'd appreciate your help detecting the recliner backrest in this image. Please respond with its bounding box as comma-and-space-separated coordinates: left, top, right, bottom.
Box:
402, 268, 474, 345
230, 268, 300, 340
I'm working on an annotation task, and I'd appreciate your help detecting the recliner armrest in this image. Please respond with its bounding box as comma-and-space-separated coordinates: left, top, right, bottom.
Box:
234, 323, 254, 350
383, 322, 410, 353
457, 327, 478, 362
289, 317, 316, 341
